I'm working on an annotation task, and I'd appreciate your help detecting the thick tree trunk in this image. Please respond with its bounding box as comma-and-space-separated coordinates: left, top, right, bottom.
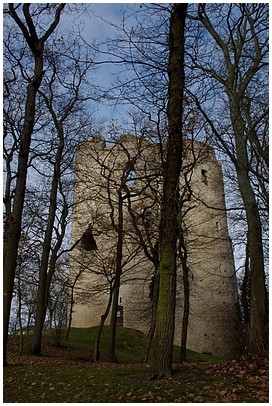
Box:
229, 99, 268, 354
3, 48, 43, 366
152, 3, 187, 378
3, 3, 65, 367
195, 4, 268, 356
238, 161, 267, 353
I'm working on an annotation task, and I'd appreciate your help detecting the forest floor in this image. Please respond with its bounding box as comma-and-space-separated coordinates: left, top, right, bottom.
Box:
3, 328, 269, 403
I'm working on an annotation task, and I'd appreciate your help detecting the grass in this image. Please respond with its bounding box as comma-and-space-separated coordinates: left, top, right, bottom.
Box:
45, 325, 220, 363
3, 363, 192, 403
4, 327, 268, 403
4, 363, 177, 403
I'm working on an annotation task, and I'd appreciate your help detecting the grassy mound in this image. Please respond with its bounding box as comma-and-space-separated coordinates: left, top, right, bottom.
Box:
43, 325, 220, 363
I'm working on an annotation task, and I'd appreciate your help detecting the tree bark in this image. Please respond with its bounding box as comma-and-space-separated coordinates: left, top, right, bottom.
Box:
3, 31, 43, 368
94, 286, 113, 362
66, 271, 83, 341
179, 228, 190, 362
108, 191, 123, 362
3, 3, 65, 366
142, 270, 159, 364
126, 188, 160, 364
194, 3, 268, 355
228, 98, 268, 353
32, 123, 64, 355
152, 3, 187, 378
241, 238, 250, 324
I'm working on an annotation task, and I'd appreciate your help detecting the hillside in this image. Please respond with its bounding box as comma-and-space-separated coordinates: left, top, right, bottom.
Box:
4, 327, 268, 403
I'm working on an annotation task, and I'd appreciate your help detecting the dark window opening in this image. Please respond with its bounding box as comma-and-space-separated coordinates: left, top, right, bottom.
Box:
116, 305, 123, 326
81, 224, 97, 251
201, 169, 208, 185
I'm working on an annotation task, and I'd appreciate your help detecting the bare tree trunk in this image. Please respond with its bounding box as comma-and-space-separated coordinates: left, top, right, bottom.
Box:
142, 271, 159, 364
126, 190, 160, 365
194, 3, 268, 356
32, 68, 78, 353
108, 192, 123, 362
229, 99, 268, 354
32, 126, 64, 355
241, 238, 250, 324
66, 276, 79, 341
3, 33, 43, 367
94, 286, 113, 362
18, 286, 24, 356
35, 51, 91, 347
152, 3, 187, 379
179, 229, 190, 362
3, 3, 65, 366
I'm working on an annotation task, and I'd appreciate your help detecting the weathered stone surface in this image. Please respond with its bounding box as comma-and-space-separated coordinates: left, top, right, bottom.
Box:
69, 135, 240, 359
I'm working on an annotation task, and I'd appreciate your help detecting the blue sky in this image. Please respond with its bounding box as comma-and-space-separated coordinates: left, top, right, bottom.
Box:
74, 3, 169, 129
62, 3, 139, 127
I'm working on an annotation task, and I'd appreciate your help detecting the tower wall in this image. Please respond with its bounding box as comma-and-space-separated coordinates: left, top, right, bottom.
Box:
69, 135, 240, 359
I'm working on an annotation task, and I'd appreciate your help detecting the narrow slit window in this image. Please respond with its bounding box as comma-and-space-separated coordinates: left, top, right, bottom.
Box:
116, 305, 123, 326
201, 169, 208, 185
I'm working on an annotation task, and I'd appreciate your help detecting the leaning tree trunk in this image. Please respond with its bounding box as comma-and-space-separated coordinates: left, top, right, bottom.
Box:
152, 3, 187, 379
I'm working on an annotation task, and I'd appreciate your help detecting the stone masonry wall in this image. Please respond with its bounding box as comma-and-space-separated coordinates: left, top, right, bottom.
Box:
69, 134, 240, 359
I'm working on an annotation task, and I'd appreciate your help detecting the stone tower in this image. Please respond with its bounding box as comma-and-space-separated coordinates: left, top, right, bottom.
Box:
69, 134, 240, 359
